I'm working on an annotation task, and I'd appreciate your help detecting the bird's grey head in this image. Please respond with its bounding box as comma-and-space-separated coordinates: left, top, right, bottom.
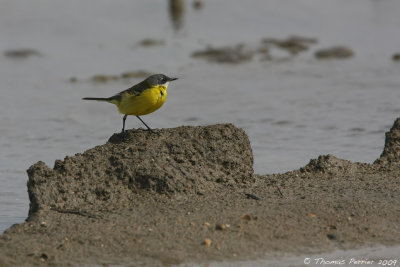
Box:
146, 74, 178, 87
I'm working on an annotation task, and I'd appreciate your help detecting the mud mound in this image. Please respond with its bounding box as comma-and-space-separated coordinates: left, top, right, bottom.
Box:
26, 124, 253, 214
301, 154, 362, 174
375, 118, 400, 165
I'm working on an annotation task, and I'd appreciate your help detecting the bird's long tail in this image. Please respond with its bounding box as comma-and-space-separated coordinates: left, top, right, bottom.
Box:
82, 97, 112, 102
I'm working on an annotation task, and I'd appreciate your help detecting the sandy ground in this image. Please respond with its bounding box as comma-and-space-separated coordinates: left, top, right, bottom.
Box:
0, 121, 400, 266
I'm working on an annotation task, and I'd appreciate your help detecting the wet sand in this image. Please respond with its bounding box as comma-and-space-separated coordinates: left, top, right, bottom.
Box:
1, 120, 400, 266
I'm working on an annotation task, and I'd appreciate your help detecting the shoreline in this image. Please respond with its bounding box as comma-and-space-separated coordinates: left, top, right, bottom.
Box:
1, 121, 400, 266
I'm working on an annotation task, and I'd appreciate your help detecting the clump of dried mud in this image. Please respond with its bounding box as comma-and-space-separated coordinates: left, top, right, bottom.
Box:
27, 124, 253, 215
1, 121, 400, 267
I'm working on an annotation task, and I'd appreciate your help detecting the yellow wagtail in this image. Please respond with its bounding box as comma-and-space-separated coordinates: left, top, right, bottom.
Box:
83, 74, 178, 133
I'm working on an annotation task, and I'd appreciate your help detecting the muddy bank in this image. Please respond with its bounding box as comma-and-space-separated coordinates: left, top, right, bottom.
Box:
69, 70, 153, 84
1, 121, 400, 266
190, 36, 358, 63
3, 49, 41, 59
191, 36, 319, 63
314, 46, 354, 59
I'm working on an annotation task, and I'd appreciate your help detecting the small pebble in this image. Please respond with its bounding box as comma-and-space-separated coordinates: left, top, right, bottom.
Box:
203, 222, 211, 227
240, 214, 252, 221
203, 238, 212, 246
215, 223, 228, 230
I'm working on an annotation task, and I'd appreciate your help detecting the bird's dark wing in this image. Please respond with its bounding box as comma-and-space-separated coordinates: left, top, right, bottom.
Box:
109, 80, 149, 102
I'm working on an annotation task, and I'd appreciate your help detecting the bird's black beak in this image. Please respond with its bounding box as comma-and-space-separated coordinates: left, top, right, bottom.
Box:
169, 77, 178, 81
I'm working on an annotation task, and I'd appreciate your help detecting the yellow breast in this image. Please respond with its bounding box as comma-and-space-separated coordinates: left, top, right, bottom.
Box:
115, 85, 167, 116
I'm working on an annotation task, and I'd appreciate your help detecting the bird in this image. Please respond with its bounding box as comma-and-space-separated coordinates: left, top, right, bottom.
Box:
83, 74, 178, 133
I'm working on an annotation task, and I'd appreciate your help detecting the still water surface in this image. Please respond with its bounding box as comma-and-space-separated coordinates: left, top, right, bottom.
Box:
1, 0, 400, 235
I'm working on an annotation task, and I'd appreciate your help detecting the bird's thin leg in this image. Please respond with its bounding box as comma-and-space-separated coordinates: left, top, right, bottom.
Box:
136, 116, 154, 132
122, 114, 128, 133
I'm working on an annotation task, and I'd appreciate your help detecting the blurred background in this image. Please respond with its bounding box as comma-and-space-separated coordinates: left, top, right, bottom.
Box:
1, 0, 400, 232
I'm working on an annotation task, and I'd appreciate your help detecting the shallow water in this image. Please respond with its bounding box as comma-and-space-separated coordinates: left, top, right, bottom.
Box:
186, 245, 400, 267
1, 0, 400, 235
